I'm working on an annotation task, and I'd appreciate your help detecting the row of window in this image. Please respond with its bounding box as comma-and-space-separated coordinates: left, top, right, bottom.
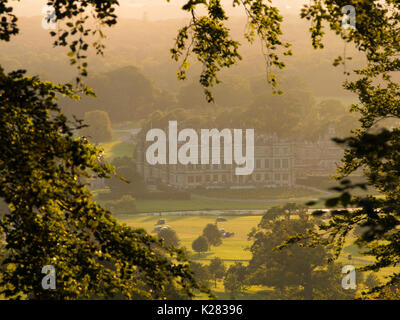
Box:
166, 159, 290, 171
186, 173, 290, 184
255, 159, 289, 169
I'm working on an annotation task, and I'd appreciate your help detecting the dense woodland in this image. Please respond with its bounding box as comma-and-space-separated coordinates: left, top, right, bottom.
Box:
0, 16, 363, 142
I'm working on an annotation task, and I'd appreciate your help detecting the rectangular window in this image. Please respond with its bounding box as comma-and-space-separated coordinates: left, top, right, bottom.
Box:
256, 159, 261, 169
264, 159, 270, 168
213, 174, 218, 182
282, 159, 289, 169
274, 159, 281, 169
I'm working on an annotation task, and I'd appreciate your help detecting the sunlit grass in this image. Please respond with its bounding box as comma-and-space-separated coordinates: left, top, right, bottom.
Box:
99, 140, 133, 161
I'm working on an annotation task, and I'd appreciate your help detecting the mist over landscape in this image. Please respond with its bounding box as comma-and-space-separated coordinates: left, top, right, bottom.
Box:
1, 0, 399, 302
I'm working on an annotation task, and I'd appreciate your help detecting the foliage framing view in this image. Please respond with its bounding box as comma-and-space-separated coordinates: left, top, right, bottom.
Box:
0, 0, 400, 299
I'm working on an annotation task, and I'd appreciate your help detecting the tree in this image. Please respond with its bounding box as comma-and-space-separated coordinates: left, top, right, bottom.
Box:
364, 273, 380, 291
106, 157, 147, 198
190, 262, 212, 288
0, 1, 210, 300
224, 263, 247, 299
224, 273, 241, 300
62, 66, 159, 122
80, 110, 112, 143
282, 0, 400, 298
248, 205, 354, 300
208, 257, 226, 288
0, 69, 206, 299
158, 228, 180, 247
244, 87, 315, 139
192, 236, 209, 255
202, 224, 222, 247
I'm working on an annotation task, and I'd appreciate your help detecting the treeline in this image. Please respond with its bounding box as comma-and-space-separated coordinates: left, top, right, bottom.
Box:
0, 15, 364, 96
94, 157, 191, 213
59, 64, 360, 142
0, 16, 366, 142
138, 74, 359, 142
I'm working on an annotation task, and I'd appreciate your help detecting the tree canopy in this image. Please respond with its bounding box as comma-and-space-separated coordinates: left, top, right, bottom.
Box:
248, 205, 354, 300
202, 223, 223, 247
0, 0, 210, 300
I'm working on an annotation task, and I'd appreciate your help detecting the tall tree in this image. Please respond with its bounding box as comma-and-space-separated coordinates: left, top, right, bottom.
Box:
202, 223, 223, 247
281, 0, 400, 298
81, 110, 112, 143
189, 261, 212, 288
192, 236, 209, 255
0, 0, 210, 300
224, 262, 247, 299
248, 205, 354, 300
208, 257, 226, 288
0, 67, 205, 300
158, 228, 180, 248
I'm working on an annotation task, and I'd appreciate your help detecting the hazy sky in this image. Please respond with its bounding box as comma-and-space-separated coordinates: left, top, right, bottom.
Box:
13, 0, 306, 20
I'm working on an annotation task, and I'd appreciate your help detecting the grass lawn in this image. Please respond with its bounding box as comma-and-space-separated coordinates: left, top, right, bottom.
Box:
134, 199, 278, 213
117, 214, 372, 263
118, 214, 260, 260
297, 175, 380, 197
132, 197, 326, 213
117, 214, 383, 299
194, 186, 325, 200
196, 281, 274, 300
100, 140, 133, 161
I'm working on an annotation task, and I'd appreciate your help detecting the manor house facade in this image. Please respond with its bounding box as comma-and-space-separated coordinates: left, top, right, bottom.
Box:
293, 125, 343, 177
136, 133, 296, 189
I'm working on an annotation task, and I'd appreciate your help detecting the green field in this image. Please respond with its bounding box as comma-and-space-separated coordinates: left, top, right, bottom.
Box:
117, 214, 373, 264
194, 186, 325, 200
117, 213, 385, 299
100, 139, 133, 161
135, 199, 280, 213
99, 128, 136, 161
118, 214, 259, 260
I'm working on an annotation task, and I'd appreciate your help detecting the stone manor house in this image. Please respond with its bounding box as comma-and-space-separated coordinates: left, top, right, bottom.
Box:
135, 125, 343, 189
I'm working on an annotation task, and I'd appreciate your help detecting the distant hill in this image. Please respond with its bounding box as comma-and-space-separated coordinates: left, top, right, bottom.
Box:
0, 14, 362, 98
